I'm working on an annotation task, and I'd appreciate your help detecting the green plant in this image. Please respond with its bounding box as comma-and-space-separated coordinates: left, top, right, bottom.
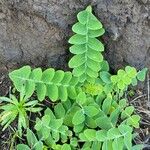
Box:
17, 127, 71, 150
17, 128, 44, 150
0, 6, 148, 150
9, 66, 80, 102
0, 92, 42, 136
68, 6, 105, 83
34, 108, 72, 147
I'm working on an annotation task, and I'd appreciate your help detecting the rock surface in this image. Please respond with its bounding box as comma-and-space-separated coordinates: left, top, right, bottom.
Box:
0, 0, 149, 71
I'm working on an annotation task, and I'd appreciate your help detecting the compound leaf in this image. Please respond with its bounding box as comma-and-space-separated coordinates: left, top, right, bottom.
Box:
68, 6, 105, 83
9, 66, 80, 102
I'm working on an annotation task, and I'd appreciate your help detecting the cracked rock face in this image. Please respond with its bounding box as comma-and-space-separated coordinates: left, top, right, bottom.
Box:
0, 0, 149, 72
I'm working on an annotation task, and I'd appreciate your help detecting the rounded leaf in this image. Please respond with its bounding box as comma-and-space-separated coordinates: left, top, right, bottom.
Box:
77, 10, 88, 24
54, 103, 66, 118
72, 22, 87, 35
100, 71, 111, 84
84, 106, 99, 117
42, 68, 55, 82
72, 109, 85, 125
69, 54, 85, 68
17, 144, 30, 150
69, 34, 86, 44
61, 144, 71, 150
69, 44, 86, 54
76, 92, 86, 105
88, 38, 104, 52
84, 129, 97, 141
100, 60, 109, 71
87, 13, 103, 30
137, 68, 148, 81
52, 70, 65, 83
88, 28, 105, 37
58, 86, 68, 101
47, 84, 58, 101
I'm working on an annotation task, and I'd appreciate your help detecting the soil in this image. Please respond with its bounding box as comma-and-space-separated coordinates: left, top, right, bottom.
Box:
129, 88, 150, 149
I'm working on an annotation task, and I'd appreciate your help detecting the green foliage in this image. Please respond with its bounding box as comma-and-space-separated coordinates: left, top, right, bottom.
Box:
68, 6, 105, 83
9, 66, 80, 101
0, 5, 148, 150
17, 128, 44, 150
16, 97, 143, 149
111, 66, 137, 90
0, 93, 42, 136
34, 108, 71, 147
111, 66, 148, 91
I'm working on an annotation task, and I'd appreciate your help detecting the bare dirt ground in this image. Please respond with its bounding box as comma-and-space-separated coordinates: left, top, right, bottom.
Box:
129, 76, 150, 149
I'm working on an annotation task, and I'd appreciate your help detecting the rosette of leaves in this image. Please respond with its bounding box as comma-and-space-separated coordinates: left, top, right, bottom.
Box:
68, 6, 105, 83
0, 93, 42, 136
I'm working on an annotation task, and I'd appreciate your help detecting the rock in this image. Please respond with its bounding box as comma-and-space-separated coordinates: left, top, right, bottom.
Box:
0, 13, 6, 19
0, 0, 149, 73
136, 0, 148, 4
0, 65, 10, 96
95, 0, 150, 71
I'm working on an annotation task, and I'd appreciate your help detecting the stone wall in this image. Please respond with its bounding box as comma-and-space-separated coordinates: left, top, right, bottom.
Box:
0, 0, 149, 71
